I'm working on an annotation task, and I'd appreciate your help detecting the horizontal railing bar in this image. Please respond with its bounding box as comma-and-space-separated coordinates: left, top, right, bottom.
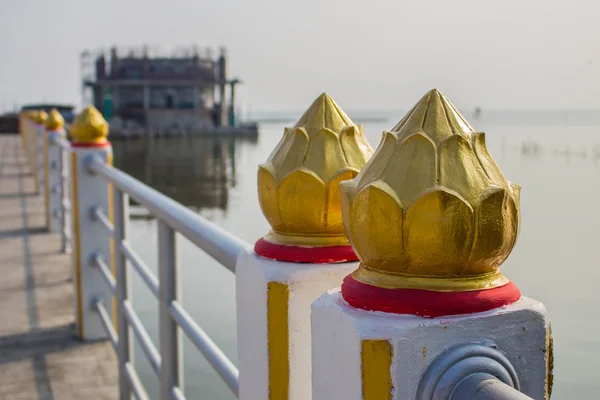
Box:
168, 301, 239, 395
94, 299, 118, 353
92, 206, 114, 238
170, 386, 186, 400
120, 241, 160, 298
91, 253, 116, 295
88, 157, 250, 272
125, 362, 150, 400
122, 299, 161, 376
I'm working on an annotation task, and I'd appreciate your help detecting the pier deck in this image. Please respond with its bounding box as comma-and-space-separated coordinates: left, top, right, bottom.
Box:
0, 134, 117, 399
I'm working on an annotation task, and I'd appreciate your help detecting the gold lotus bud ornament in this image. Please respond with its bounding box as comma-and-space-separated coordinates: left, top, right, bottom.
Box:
45, 109, 65, 131
256, 93, 373, 262
33, 110, 48, 125
69, 106, 109, 145
340, 89, 522, 317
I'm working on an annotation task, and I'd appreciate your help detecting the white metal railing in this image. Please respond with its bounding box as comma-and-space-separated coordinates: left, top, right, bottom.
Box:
86, 154, 248, 399
47, 134, 249, 399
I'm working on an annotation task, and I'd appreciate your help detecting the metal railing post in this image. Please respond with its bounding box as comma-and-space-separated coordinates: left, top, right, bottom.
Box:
158, 220, 182, 399
114, 188, 132, 399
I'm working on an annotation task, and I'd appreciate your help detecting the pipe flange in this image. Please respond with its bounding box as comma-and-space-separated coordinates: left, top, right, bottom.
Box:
416, 343, 519, 400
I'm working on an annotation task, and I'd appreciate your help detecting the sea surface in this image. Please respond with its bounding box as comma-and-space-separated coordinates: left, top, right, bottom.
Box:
113, 110, 600, 399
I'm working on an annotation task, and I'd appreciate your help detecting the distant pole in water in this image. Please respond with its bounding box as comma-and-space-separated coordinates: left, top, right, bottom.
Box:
229, 78, 241, 127
474, 106, 482, 119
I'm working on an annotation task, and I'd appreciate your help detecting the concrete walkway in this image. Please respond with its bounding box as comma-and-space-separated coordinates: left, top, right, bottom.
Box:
0, 135, 118, 399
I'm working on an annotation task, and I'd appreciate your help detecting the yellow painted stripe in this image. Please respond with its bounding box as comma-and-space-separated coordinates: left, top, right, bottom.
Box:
43, 135, 50, 230
362, 339, 393, 400
267, 281, 289, 400
106, 151, 118, 329
33, 132, 39, 193
71, 151, 84, 339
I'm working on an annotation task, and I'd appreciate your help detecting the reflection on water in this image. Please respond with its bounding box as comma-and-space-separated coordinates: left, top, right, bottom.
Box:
112, 136, 250, 213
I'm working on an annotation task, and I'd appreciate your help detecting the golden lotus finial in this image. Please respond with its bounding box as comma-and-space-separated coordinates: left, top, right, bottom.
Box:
32, 110, 48, 125
69, 106, 109, 144
341, 89, 521, 291
45, 109, 65, 131
258, 93, 374, 247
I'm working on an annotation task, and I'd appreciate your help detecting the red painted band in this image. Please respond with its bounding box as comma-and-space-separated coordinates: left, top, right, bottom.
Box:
71, 141, 111, 148
341, 275, 521, 318
254, 238, 358, 263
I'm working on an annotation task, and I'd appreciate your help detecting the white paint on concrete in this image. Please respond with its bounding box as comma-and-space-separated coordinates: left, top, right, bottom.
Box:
312, 289, 363, 400
236, 250, 357, 400
312, 289, 549, 400
45, 130, 65, 232
70, 145, 114, 340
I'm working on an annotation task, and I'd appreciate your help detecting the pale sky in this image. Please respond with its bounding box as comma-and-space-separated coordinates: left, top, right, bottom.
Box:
1, 0, 599, 112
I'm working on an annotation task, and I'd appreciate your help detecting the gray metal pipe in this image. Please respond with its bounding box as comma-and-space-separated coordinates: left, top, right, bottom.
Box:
451, 373, 533, 400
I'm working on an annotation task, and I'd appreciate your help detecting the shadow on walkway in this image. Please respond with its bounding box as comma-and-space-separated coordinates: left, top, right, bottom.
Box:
0, 134, 117, 400
0, 226, 46, 240
0, 324, 82, 364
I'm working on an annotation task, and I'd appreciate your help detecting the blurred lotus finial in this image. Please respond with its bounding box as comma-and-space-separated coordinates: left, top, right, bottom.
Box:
33, 110, 48, 125
45, 109, 65, 131
341, 89, 520, 291
69, 106, 109, 144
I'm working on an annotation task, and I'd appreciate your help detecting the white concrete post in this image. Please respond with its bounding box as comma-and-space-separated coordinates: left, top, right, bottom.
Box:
236, 93, 373, 400
312, 292, 551, 399
21, 116, 32, 170
69, 106, 114, 341
23, 110, 48, 195
70, 141, 114, 340
37, 123, 45, 195
237, 252, 357, 400
32, 124, 39, 190
44, 126, 66, 232
18, 113, 28, 164
311, 89, 553, 400
25, 118, 35, 174
25, 117, 40, 191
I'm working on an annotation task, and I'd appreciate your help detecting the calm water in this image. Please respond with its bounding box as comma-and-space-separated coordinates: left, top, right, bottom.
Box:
113, 110, 600, 399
